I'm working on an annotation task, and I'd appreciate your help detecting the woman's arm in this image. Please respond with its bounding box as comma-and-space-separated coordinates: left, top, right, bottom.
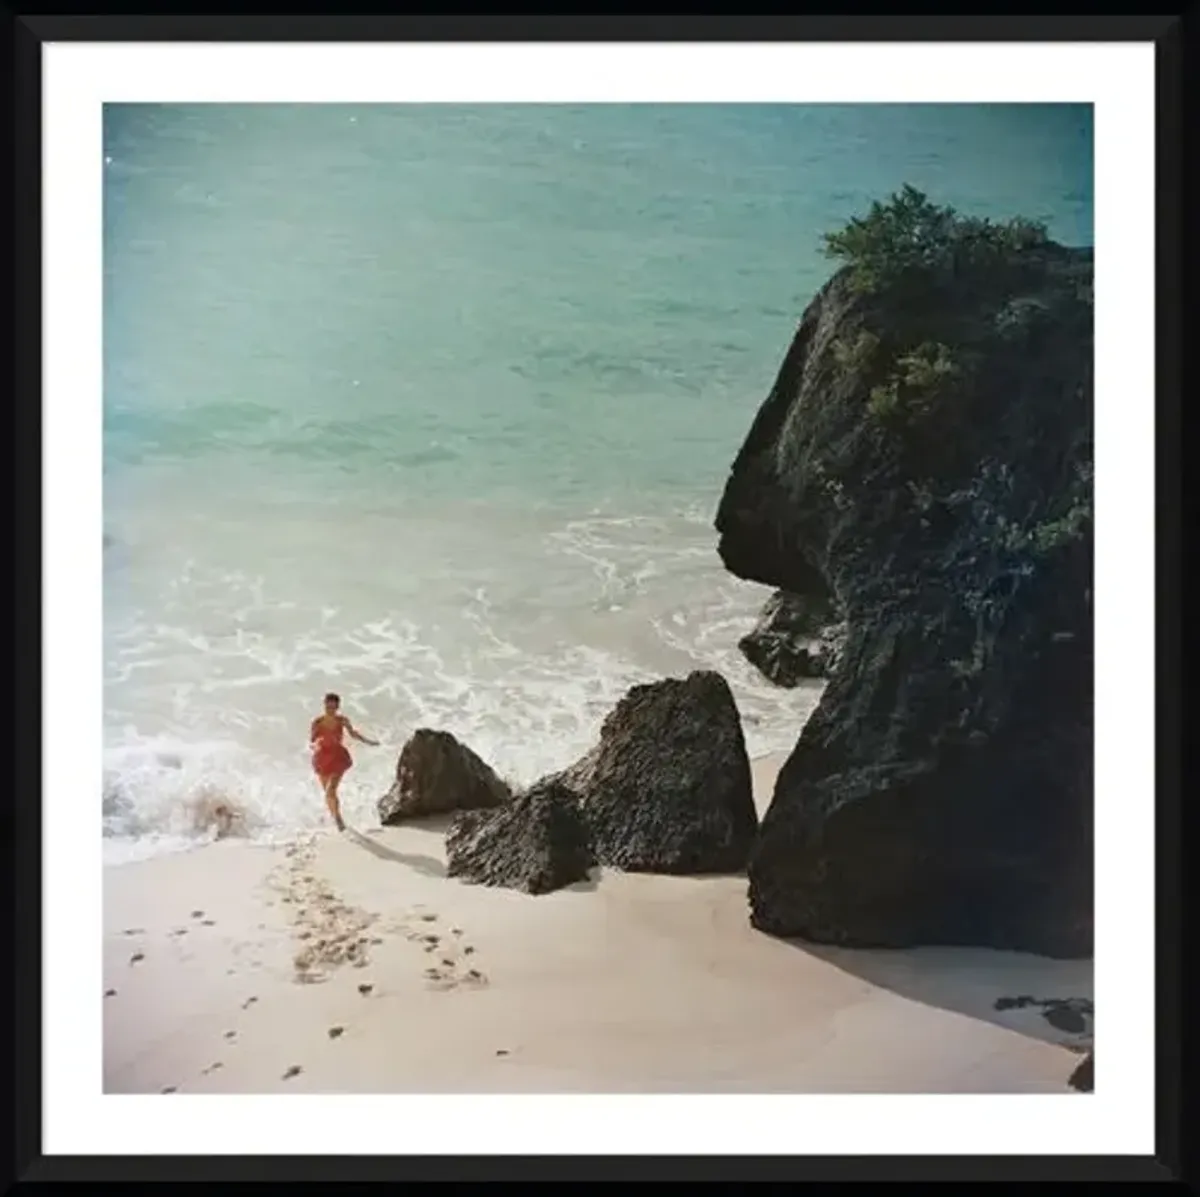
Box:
343, 717, 379, 747
309, 718, 321, 746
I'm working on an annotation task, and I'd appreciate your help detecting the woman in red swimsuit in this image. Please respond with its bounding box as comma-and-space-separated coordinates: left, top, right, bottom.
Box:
309, 692, 379, 831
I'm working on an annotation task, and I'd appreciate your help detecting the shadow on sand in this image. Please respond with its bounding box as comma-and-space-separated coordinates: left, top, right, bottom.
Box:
563, 867, 602, 894
782, 940, 1094, 1050
344, 827, 446, 879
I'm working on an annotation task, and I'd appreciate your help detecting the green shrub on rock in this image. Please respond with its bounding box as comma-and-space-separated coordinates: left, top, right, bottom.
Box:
822, 184, 1050, 295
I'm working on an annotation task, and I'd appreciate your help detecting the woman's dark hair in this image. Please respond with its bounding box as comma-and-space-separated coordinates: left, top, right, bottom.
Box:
324, 692, 341, 706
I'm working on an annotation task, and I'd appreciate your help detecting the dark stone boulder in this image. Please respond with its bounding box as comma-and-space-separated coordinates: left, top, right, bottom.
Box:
377, 728, 511, 825
808, 620, 849, 677
1068, 1050, 1093, 1092
715, 217, 1093, 957
550, 670, 757, 874
738, 590, 845, 686
444, 779, 595, 895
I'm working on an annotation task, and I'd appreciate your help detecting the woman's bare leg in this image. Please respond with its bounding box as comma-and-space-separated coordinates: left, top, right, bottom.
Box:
323, 774, 346, 831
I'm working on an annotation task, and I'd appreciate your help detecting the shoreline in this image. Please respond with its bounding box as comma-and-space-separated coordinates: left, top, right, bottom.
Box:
104, 752, 1092, 1095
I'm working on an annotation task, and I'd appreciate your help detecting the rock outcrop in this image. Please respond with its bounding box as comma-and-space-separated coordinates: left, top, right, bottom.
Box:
716, 207, 1094, 957
1068, 1050, 1094, 1092
378, 728, 511, 825
550, 670, 757, 874
445, 779, 595, 895
738, 589, 846, 685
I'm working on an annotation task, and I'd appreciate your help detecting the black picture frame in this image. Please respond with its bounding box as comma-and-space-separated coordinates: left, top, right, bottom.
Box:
9, 13, 1183, 1185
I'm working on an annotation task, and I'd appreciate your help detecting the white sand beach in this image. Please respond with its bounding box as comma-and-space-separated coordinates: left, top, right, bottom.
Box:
103, 755, 1092, 1095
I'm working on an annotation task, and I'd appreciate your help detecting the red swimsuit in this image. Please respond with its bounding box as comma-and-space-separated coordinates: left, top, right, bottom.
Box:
311, 717, 352, 780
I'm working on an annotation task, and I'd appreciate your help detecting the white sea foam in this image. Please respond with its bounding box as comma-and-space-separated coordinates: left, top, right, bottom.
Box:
102, 495, 819, 864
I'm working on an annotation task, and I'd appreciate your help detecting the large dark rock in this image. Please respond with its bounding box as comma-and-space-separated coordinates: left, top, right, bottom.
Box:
715, 232, 1093, 957
444, 779, 594, 895
551, 670, 757, 874
377, 728, 511, 825
738, 589, 846, 686
1068, 1050, 1093, 1092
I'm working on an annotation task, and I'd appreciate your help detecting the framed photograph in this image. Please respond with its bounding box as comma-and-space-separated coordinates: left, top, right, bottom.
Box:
13, 14, 1180, 1184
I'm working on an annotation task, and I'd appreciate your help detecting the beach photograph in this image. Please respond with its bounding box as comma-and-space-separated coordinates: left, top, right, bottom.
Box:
100, 100, 1096, 1098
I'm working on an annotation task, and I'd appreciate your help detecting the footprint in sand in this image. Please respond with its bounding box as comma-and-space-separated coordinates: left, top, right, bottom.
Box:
242, 996, 258, 1009
201, 1062, 223, 1076
122, 928, 144, 936
191, 910, 205, 919
357, 983, 373, 996
328, 1026, 344, 1039
130, 952, 145, 965
282, 1065, 302, 1080
161, 1085, 177, 1094
104, 988, 117, 998
224, 1030, 236, 1041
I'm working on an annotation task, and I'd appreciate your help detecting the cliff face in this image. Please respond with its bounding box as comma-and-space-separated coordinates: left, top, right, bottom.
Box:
716, 240, 1094, 957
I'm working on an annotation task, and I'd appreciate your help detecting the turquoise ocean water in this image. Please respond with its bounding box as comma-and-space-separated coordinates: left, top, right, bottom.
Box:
102, 103, 1094, 861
